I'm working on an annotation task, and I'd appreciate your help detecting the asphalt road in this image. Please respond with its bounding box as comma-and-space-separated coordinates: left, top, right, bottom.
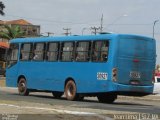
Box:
0, 87, 160, 113
0, 87, 160, 120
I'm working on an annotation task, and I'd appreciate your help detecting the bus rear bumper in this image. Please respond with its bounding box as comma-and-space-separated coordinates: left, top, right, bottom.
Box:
114, 83, 153, 96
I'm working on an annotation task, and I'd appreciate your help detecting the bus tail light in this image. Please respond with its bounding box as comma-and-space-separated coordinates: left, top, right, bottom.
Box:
152, 70, 155, 84
112, 68, 118, 82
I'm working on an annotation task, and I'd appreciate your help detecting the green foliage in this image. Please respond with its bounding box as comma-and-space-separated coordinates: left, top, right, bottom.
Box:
0, 25, 25, 40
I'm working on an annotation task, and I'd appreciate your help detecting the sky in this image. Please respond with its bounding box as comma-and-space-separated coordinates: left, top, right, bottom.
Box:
1, 0, 160, 64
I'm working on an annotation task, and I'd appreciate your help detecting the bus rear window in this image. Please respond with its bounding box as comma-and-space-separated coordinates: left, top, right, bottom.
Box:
118, 38, 155, 59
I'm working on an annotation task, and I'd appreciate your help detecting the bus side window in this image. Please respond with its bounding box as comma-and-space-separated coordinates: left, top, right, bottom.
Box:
47, 42, 59, 61
20, 43, 32, 61
92, 41, 109, 62
33, 43, 45, 61
61, 42, 74, 61
76, 41, 91, 62
9, 44, 19, 62
7, 44, 19, 67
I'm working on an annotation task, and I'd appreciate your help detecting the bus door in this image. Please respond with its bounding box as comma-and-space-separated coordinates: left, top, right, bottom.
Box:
116, 37, 156, 86
6, 43, 19, 87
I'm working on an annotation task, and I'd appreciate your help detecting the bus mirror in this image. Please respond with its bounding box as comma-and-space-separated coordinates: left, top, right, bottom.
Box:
104, 56, 108, 61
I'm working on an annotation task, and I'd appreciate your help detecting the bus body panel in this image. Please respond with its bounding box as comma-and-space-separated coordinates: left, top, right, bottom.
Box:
115, 36, 155, 88
17, 62, 113, 93
6, 63, 19, 87
6, 34, 156, 96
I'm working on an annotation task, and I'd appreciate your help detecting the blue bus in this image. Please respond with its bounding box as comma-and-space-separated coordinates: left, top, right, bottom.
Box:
6, 33, 156, 103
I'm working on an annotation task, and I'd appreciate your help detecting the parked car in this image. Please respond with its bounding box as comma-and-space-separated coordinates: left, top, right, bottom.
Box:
153, 76, 160, 94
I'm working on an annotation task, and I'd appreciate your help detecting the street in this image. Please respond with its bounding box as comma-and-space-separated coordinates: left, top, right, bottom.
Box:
0, 87, 160, 120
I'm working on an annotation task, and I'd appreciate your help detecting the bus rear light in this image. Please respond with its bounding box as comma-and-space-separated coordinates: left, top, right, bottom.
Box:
133, 59, 139, 63
152, 70, 155, 84
112, 68, 118, 82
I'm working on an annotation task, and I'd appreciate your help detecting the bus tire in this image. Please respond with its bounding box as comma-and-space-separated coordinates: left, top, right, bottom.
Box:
18, 78, 29, 96
97, 93, 117, 104
52, 92, 63, 98
65, 80, 78, 101
77, 95, 84, 101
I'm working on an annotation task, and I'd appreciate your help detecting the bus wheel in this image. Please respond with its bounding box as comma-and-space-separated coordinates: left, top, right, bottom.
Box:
97, 93, 117, 104
18, 78, 29, 96
52, 92, 63, 98
77, 95, 84, 101
65, 80, 78, 101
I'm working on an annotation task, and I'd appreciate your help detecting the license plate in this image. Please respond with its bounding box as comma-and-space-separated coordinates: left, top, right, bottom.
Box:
130, 80, 140, 85
130, 71, 141, 79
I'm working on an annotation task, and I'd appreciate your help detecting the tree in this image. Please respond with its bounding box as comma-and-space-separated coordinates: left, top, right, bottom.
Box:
0, 1, 5, 16
0, 25, 25, 40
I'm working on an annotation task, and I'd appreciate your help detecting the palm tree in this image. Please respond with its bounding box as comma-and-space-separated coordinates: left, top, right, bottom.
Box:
0, 25, 25, 40
0, 1, 5, 16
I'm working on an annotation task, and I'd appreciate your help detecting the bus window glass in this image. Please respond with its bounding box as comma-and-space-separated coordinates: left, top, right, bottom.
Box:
10, 44, 19, 61
92, 41, 109, 62
47, 42, 59, 61
76, 41, 91, 61
7, 44, 19, 67
33, 43, 45, 61
61, 42, 74, 61
20, 43, 32, 61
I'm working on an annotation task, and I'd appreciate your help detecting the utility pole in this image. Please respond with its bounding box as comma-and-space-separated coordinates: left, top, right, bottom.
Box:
91, 27, 100, 35
46, 32, 54, 37
153, 20, 159, 38
100, 14, 103, 33
63, 28, 71, 36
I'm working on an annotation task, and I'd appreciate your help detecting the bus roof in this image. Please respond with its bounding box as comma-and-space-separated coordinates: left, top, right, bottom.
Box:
9, 33, 154, 43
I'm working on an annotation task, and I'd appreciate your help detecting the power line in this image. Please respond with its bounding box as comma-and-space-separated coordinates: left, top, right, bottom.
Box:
104, 23, 152, 26
4, 14, 154, 26
5, 14, 99, 25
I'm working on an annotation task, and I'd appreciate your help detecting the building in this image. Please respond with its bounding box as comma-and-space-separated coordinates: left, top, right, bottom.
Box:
0, 42, 8, 60
0, 42, 9, 76
0, 19, 40, 42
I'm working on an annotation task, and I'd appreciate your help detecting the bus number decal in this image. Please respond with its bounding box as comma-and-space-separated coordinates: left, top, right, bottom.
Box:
97, 72, 108, 80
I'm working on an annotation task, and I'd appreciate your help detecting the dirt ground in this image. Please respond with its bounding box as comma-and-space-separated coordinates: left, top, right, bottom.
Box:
0, 79, 5, 87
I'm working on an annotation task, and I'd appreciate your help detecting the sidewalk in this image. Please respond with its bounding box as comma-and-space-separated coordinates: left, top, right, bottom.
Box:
118, 94, 160, 102
0, 76, 5, 87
